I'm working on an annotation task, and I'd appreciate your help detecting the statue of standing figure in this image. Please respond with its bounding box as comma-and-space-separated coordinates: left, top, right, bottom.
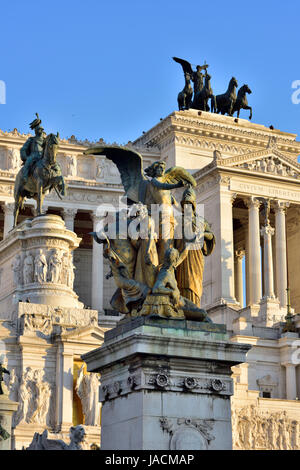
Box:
12, 255, 22, 286
75, 365, 100, 426
23, 252, 34, 284
0, 363, 10, 395
48, 250, 62, 283
34, 249, 47, 283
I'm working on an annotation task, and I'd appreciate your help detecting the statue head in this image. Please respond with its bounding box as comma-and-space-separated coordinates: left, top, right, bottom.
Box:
181, 186, 196, 211
69, 425, 86, 446
145, 161, 166, 178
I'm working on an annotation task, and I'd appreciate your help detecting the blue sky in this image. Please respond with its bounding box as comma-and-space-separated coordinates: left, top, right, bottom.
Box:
1, 0, 300, 144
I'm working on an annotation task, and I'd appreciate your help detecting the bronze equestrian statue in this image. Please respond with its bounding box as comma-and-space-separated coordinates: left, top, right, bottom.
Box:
13, 115, 65, 228
232, 84, 252, 120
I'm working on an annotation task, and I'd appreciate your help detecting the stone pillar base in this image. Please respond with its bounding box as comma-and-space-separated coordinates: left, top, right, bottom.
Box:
83, 316, 251, 450
0, 395, 19, 450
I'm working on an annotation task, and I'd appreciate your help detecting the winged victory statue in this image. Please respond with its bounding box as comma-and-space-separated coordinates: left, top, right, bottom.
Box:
85, 145, 215, 322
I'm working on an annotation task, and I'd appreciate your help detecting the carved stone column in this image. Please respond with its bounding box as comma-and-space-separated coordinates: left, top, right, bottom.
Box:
62, 208, 77, 232
91, 212, 104, 313
283, 363, 297, 400
275, 201, 288, 308
260, 224, 275, 299
246, 197, 262, 305
55, 344, 74, 429
3, 202, 15, 238
234, 250, 245, 306
244, 226, 250, 306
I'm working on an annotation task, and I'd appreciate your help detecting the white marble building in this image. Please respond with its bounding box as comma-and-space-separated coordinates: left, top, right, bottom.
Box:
0, 110, 300, 449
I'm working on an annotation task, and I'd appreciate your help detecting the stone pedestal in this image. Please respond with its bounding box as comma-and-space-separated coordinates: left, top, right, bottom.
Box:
0, 395, 19, 450
0, 214, 82, 316
83, 316, 251, 450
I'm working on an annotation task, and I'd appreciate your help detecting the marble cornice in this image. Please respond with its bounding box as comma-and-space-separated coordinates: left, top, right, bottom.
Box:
133, 111, 300, 158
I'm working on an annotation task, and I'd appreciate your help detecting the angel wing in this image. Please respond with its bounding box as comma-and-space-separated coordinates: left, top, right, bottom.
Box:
172, 57, 194, 76
84, 145, 147, 203
163, 166, 196, 187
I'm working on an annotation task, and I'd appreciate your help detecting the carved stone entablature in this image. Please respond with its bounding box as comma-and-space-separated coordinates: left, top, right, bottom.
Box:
160, 416, 215, 450
133, 111, 300, 159
99, 366, 233, 402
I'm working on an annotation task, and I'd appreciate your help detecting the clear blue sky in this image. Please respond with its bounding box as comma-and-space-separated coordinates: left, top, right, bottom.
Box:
1, 0, 300, 144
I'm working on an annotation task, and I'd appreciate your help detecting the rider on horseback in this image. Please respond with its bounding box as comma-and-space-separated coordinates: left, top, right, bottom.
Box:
20, 113, 45, 181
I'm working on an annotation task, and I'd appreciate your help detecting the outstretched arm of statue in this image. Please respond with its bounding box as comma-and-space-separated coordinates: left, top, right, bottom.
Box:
151, 178, 184, 190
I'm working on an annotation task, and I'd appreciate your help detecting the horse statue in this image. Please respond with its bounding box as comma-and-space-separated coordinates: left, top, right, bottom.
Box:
232, 84, 252, 120
13, 132, 65, 227
192, 73, 216, 112
214, 77, 238, 116
177, 72, 193, 111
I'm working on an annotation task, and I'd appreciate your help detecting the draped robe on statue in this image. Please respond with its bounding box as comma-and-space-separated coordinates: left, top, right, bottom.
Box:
176, 218, 215, 307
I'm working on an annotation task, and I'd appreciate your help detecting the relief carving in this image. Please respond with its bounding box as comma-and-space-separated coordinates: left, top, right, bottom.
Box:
160, 417, 215, 450
34, 249, 48, 283
23, 252, 34, 284
232, 405, 300, 450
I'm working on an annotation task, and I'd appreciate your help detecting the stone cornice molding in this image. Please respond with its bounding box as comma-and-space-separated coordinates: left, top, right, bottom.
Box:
133, 111, 300, 157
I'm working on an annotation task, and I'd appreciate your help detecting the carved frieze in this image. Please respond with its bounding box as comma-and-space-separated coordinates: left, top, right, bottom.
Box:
232, 405, 300, 450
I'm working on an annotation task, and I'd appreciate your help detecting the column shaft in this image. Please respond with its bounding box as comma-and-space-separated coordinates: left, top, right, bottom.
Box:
92, 213, 104, 312
234, 250, 245, 306
3, 202, 15, 237
285, 364, 297, 400
62, 208, 77, 232
247, 197, 262, 305
275, 202, 288, 308
260, 224, 275, 298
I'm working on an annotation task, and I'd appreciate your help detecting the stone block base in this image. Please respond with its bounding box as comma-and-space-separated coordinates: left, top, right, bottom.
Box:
83, 316, 251, 450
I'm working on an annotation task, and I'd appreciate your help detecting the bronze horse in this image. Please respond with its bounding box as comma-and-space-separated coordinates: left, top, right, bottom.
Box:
214, 77, 238, 116
192, 73, 216, 112
13, 133, 65, 227
232, 84, 252, 120
177, 72, 193, 111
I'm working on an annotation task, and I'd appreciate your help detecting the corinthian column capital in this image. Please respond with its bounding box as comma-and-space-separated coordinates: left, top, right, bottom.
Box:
274, 200, 290, 214
245, 196, 261, 210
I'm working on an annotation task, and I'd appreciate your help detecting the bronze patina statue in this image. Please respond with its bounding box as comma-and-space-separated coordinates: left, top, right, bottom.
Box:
173, 58, 252, 119
0, 362, 10, 395
177, 72, 193, 111
13, 114, 65, 227
193, 72, 216, 112
213, 76, 238, 116
173, 57, 209, 110
232, 84, 252, 120
86, 145, 215, 322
